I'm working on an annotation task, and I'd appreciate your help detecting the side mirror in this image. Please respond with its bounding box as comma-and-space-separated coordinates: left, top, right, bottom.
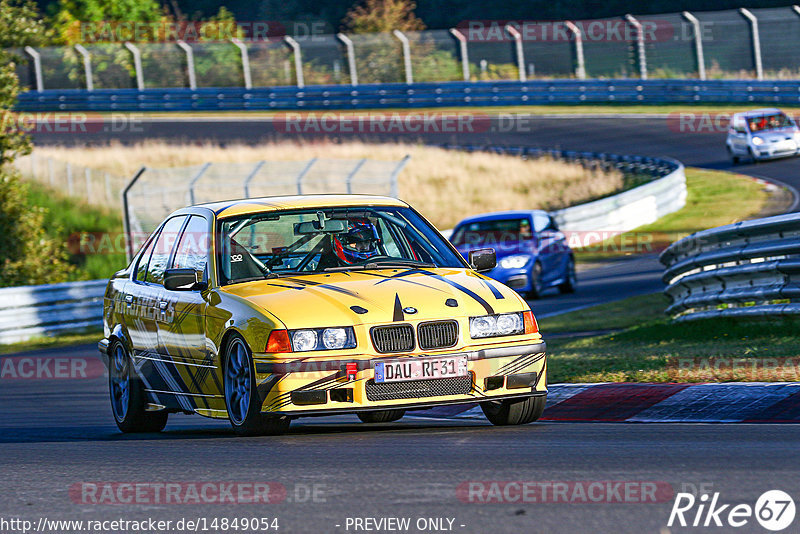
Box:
469, 248, 496, 273
164, 268, 207, 291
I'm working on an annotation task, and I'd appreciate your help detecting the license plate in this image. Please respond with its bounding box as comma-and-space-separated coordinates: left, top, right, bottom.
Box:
374, 355, 468, 383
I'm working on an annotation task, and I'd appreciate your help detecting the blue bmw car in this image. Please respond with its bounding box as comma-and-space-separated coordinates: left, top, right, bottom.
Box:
450, 210, 576, 299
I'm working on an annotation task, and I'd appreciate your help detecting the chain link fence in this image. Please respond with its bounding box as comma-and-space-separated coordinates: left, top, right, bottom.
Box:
9, 6, 800, 91
12, 153, 409, 258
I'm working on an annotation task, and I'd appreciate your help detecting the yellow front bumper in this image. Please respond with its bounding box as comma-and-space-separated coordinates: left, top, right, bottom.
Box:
252, 342, 547, 416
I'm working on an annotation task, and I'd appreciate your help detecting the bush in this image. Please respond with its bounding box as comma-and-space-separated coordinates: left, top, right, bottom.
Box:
0, 168, 74, 287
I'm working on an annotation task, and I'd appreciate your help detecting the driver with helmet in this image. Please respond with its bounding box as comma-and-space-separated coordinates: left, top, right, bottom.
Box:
317, 218, 382, 269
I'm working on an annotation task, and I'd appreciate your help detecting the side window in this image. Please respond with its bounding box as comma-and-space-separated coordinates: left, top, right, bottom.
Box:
135, 234, 158, 282
146, 216, 187, 285
532, 213, 550, 233
172, 215, 210, 278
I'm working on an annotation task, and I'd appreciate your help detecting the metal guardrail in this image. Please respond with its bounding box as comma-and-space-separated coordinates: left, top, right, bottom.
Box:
660, 212, 800, 321
0, 280, 106, 344
441, 144, 686, 233
16, 79, 800, 113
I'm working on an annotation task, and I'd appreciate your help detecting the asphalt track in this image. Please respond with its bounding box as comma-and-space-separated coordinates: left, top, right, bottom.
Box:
6, 115, 799, 533
2, 351, 800, 534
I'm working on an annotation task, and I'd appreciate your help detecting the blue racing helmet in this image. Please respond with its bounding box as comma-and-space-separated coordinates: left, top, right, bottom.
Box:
333, 218, 381, 263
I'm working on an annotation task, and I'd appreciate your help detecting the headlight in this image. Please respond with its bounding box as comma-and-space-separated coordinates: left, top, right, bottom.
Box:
752, 136, 764, 146
289, 327, 357, 352
499, 255, 530, 269
470, 313, 524, 338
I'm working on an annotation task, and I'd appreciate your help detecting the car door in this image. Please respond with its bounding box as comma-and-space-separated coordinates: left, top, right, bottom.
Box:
157, 214, 217, 403
729, 116, 748, 154
532, 212, 558, 283
128, 215, 191, 409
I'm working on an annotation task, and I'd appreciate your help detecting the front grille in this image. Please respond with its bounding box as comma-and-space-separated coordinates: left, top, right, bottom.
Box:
418, 320, 459, 350
371, 324, 415, 353
365, 375, 473, 401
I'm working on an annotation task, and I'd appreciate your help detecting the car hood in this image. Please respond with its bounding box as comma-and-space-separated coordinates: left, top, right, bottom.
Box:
219, 268, 527, 329
754, 128, 798, 142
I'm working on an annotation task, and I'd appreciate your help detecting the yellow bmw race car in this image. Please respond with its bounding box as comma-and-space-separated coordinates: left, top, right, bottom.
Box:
98, 195, 547, 436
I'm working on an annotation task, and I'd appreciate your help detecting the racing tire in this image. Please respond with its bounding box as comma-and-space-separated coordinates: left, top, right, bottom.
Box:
108, 340, 168, 433
481, 395, 546, 426
357, 410, 406, 423
224, 334, 290, 437
558, 257, 577, 294
749, 148, 760, 163
727, 146, 739, 164
526, 262, 544, 300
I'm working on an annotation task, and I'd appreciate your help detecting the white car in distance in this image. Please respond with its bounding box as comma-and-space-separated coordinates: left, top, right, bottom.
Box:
727, 108, 800, 163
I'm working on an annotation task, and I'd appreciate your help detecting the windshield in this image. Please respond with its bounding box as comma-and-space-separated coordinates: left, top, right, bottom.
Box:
451, 218, 533, 248
747, 113, 795, 133
217, 206, 467, 284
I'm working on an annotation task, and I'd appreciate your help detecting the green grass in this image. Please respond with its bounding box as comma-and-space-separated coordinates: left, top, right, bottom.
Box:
98, 103, 800, 118
27, 182, 127, 280
574, 167, 770, 262
0, 329, 102, 355
540, 293, 800, 383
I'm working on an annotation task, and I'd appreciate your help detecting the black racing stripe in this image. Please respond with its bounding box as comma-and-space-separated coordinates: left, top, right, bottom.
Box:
393, 293, 404, 322
496, 353, 536, 375
502, 353, 544, 377
386, 268, 495, 314
480, 278, 505, 300
267, 283, 306, 290
256, 374, 282, 404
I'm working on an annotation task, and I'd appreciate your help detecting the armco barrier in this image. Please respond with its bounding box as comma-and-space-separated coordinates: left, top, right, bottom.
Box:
442, 145, 686, 234
660, 212, 800, 321
0, 280, 106, 344
16, 79, 800, 113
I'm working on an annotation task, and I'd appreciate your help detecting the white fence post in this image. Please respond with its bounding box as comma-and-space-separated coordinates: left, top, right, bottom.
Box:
393, 30, 414, 84
188, 163, 211, 205
104, 172, 112, 203
504, 24, 526, 81
74, 44, 94, 91
625, 15, 647, 80
284, 36, 305, 88
243, 160, 265, 197
449, 28, 470, 82
740, 8, 763, 81
345, 159, 367, 194
176, 40, 197, 89
389, 155, 410, 198
124, 42, 144, 90
295, 158, 317, 195
84, 167, 92, 202
231, 38, 252, 89
682, 12, 706, 80
66, 162, 74, 196
24, 46, 43, 91
336, 33, 358, 86
564, 22, 586, 80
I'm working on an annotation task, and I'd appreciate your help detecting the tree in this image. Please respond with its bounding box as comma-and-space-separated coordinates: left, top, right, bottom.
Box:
51, 0, 165, 44
343, 0, 425, 33
0, 0, 73, 286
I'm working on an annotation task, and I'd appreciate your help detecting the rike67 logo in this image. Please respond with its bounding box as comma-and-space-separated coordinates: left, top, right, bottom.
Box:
668, 490, 795, 531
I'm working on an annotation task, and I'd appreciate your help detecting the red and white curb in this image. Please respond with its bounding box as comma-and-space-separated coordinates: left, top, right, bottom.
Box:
414, 383, 800, 423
